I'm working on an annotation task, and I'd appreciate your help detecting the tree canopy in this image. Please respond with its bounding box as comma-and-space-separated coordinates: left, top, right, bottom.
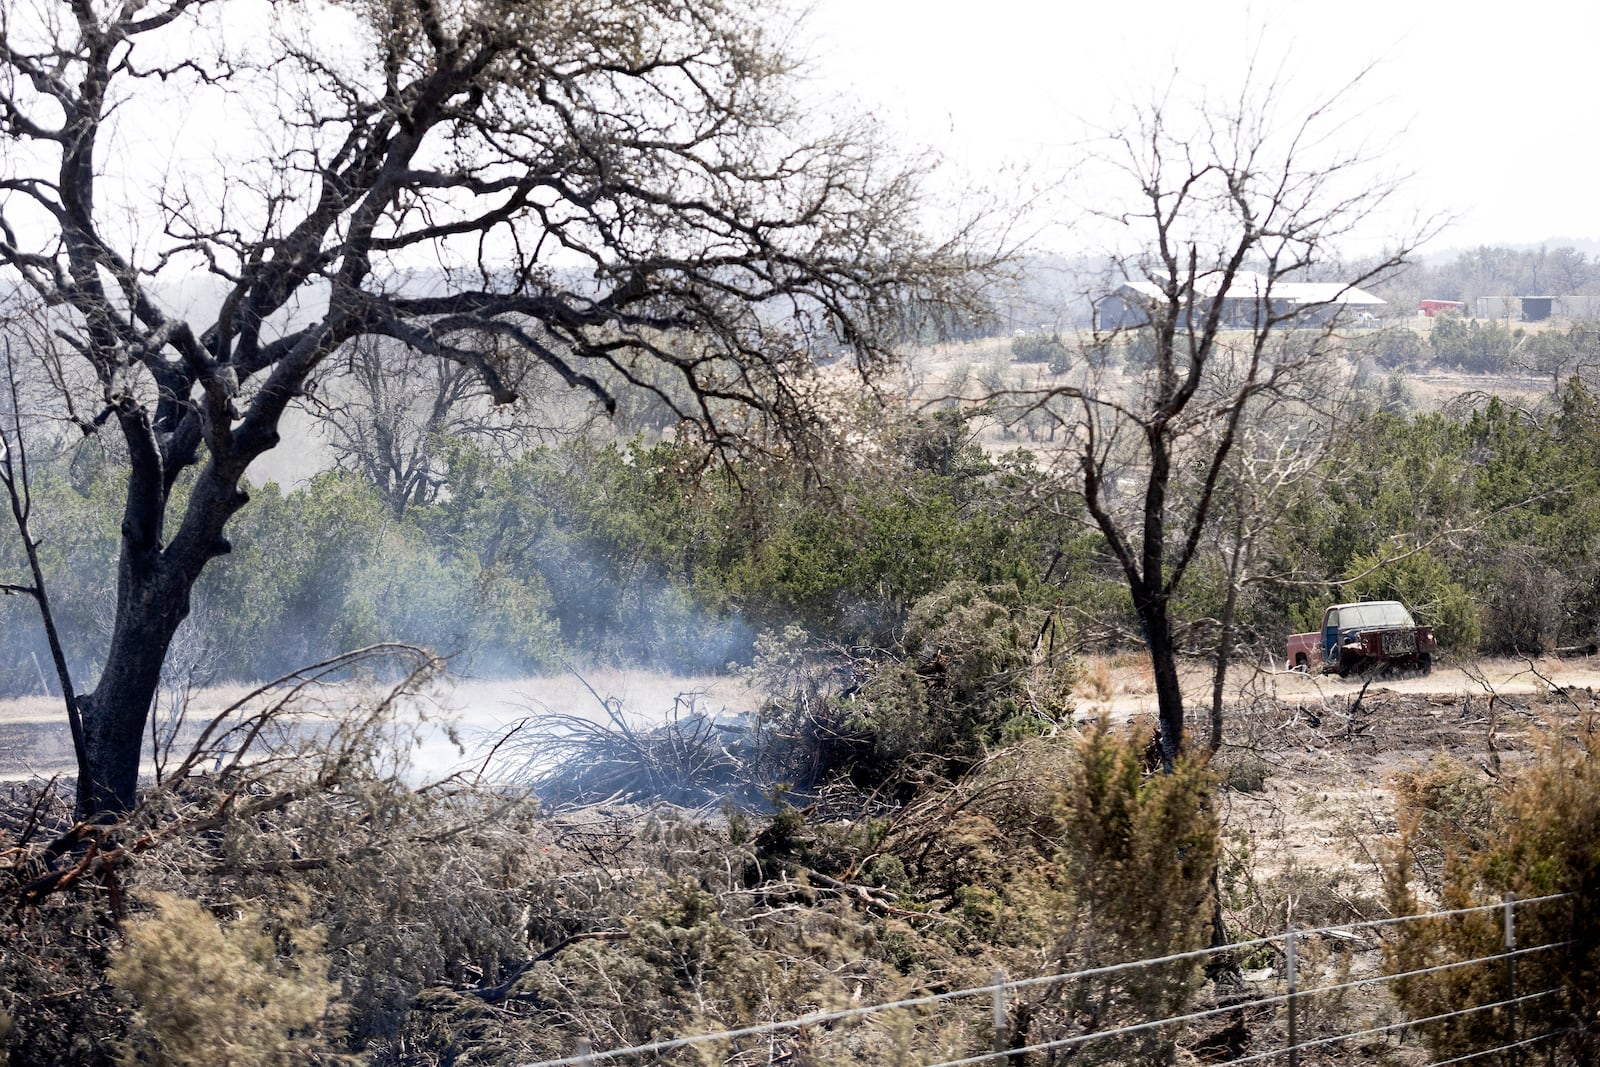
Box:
0, 0, 983, 814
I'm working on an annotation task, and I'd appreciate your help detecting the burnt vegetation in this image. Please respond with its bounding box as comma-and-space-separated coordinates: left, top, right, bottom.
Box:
9, 340, 1600, 1064
6, 2, 1600, 1066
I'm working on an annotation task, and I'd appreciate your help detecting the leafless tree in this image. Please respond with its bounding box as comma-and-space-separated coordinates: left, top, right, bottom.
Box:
1020, 70, 1437, 765
0, 0, 988, 815
0, 327, 89, 789
316, 331, 574, 516
1201, 417, 1338, 750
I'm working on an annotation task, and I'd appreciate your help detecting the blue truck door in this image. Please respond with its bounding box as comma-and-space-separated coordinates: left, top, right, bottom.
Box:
1321, 608, 1340, 665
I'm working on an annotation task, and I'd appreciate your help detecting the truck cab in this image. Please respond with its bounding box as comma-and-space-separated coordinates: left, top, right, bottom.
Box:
1286, 600, 1436, 676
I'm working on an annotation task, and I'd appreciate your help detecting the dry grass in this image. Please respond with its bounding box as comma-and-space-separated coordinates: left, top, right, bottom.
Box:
891, 331, 1558, 433
0, 694, 64, 724
0, 682, 267, 726
1069, 653, 1183, 710
1077, 658, 1116, 703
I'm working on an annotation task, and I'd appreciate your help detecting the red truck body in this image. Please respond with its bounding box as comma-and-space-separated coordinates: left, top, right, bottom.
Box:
1285, 601, 1436, 676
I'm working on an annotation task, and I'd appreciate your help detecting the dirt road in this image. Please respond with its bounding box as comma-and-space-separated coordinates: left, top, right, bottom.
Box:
4, 656, 1596, 783
1072, 654, 1600, 724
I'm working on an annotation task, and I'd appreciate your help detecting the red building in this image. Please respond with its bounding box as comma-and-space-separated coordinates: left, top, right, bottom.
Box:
1417, 299, 1466, 318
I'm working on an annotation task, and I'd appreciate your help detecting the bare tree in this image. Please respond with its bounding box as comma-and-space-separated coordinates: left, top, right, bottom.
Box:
1201, 417, 1337, 750
317, 332, 569, 516
0, 0, 986, 815
1024, 71, 1435, 765
0, 329, 89, 789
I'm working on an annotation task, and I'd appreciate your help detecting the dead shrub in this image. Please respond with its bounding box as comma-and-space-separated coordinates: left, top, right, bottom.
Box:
1, 647, 561, 1066
1389, 755, 1494, 891
1214, 748, 1272, 793
110, 892, 342, 1067
512, 695, 757, 808
1386, 726, 1600, 1064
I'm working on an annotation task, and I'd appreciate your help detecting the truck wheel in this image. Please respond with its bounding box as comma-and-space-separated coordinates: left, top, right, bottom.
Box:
1294, 653, 1309, 672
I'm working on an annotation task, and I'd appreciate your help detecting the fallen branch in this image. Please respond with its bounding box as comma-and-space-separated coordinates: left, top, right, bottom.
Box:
464, 930, 632, 1003
532, 929, 631, 963
806, 870, 938, 922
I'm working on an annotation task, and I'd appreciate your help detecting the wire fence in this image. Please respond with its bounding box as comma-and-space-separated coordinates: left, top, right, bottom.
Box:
518, 893, 1575, 1067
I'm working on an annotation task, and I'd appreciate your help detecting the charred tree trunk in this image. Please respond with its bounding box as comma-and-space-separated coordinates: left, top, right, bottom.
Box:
78, 568, 186, 816
75, 502, 196, 816
1136, 592, 1184, 769
77, 444, 247, 816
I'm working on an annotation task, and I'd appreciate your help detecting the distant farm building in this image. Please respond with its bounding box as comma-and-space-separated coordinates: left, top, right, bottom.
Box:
1555, 295, 1600, 318
1418, 299, 1467, 318
1520, 296, 1555, 322
1097, 271, 1385, 330
1465, 295, 1600, 319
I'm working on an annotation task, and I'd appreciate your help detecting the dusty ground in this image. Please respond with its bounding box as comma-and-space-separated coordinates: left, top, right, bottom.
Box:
1208, 662, 1590, 871
1072, 652, 1600, 721
1074, 652, 1600, 881
1068, 652, 1600, 971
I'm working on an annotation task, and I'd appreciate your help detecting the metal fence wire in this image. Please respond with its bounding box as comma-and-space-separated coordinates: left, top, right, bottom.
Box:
517, 893, 1574, 1067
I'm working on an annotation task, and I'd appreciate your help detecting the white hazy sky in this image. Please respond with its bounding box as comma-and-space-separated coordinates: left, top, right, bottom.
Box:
804, 0, 1599, 255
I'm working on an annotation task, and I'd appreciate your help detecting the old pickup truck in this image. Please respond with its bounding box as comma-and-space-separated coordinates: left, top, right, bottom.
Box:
1285, 600, 1436, 676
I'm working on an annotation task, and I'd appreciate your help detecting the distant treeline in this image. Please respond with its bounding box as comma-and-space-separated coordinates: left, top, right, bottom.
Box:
1385, 244, 1600, 308
4, 381, 1599, 698
988, 245, 1600, 335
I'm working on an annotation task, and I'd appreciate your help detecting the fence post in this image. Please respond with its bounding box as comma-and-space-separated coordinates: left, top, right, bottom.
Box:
1505, 893, 1519, 1067
992, 969, 1008, 1059
1286, 929, 1299, 1067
